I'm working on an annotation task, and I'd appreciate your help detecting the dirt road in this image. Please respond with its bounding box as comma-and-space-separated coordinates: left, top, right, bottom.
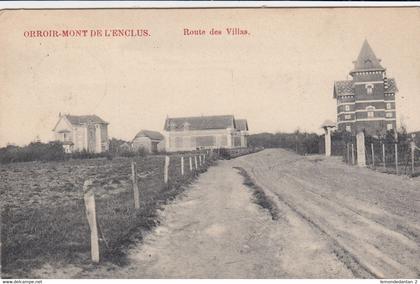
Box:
34, 149, 420, 278
235, 149, 420, 278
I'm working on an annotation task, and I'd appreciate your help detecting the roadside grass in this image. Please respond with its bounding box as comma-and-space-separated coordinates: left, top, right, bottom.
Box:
233, 167, 280, 221
1, 154, 213, 278
364, 161, 420, 177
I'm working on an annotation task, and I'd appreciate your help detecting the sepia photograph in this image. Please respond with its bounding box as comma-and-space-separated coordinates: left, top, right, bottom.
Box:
0, 4, 419, 281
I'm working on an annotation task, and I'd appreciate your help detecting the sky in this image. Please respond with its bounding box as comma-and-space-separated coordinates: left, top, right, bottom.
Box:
1, 8, 419, 146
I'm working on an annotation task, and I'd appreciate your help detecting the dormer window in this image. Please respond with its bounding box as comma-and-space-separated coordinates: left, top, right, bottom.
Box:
183, 122, 191, 131
169, 121, 177, 131
365, 83, 374, 95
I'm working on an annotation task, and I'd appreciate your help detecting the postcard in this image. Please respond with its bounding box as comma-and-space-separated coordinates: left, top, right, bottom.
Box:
1, 6, 419, 280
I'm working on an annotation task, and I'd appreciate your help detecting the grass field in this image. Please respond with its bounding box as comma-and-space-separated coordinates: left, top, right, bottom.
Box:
1, 153, 213, 278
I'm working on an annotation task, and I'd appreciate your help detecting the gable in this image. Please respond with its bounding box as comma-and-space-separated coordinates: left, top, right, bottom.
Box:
52, 116, 74, 132
333, 80, 354, 98
133, 130, 164, 141
385, 78, 398, 93
235, 119, 249, 131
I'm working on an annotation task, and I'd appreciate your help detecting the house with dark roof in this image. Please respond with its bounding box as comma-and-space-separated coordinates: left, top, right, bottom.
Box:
132, 130, 165, 153
333, 40, 398, 136
163, 115, 249, 152
52, 113, 109, 153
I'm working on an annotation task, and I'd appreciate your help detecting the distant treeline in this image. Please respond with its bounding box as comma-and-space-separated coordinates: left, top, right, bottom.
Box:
248, 129, 415, 157
0, 142, 66, 164
0, 139, 149, 164
248, 131, 321, 155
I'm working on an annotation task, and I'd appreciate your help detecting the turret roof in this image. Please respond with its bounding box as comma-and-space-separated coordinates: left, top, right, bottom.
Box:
351, 40, 385, 73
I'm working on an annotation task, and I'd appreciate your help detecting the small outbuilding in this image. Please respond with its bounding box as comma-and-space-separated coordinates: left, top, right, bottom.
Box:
132, 130, 165, 153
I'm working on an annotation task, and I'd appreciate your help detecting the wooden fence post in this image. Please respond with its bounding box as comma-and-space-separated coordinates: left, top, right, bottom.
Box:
395, 143, 399, 175
189, 156, 193, 171
411, 141, 415, 175
131, 161, 140, 209
83, 179, 100, 263
181, 156, 184, 176
164, 155, 170, 183
371, 143, 375, 167
194, 155, 198, 170
382, 143, 386, 170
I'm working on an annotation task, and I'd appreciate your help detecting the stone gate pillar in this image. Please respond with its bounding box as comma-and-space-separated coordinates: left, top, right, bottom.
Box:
324, 127, 332, 157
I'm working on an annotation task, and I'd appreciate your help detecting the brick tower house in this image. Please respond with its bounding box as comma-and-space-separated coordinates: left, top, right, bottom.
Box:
333, 40, 398, 136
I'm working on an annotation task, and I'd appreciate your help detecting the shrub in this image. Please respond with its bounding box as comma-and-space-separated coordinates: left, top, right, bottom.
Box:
0, 142, 65, 164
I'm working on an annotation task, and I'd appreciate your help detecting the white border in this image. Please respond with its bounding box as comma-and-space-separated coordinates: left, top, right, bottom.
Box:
0, 1, 420, 9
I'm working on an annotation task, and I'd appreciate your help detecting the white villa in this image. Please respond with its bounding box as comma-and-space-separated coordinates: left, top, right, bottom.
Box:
52, 113, 109, 153
163, 115, 249, 152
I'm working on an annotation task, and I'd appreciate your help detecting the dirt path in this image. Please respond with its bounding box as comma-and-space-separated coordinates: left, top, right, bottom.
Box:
33, 149, 420, 278
234, 149, 420, 278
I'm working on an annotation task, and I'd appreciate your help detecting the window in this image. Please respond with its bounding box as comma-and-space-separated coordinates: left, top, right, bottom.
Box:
386, 103, 392, 110
196, 136, 215, 147
63, 132, 71, 141
365, 83, 374, 95
366, 106, 375, 118
220, 135, 228, 146
346, 125, 351, 132
387, 123, 393, 130
345, 114, 351, 120
386, 112, 393, 118
175, 137, 183, 148
183, 122, 190, 131
345, 105, 350, 111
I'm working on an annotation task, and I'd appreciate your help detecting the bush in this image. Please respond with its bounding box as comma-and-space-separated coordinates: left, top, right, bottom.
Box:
0, 142, 65, 164
67, 149, 112, 160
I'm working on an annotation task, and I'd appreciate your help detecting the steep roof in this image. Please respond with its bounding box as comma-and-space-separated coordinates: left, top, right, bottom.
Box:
351, 40, 385, 73
333, 80, 354, 98
133, 130, 164, 141
164, 115, 235, 131
65, 114, 108, 125
385, 78, 398, 93
235, 119, 249, 131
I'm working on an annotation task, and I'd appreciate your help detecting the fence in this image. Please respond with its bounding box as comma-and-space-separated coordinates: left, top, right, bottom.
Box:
2, 146, 264, 275
339, 134, 420, 176
1, 149, 220, 276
